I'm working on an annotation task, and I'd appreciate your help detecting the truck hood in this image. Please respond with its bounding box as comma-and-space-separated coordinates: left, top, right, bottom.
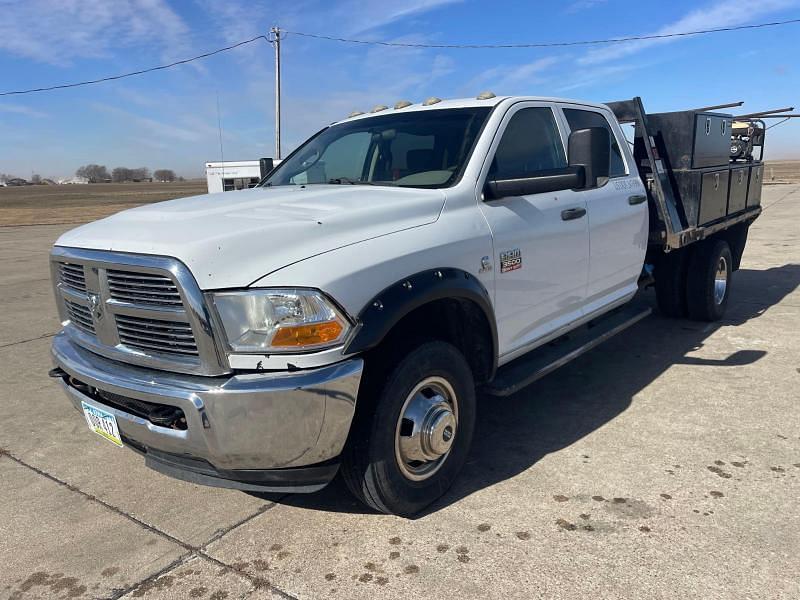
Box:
55, 185, 446, 289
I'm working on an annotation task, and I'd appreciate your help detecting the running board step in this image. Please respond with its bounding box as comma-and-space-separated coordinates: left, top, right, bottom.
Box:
484, 302, 652, 397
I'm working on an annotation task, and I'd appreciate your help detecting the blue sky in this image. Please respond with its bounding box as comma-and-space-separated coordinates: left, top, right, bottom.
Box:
1, 0, 798, 179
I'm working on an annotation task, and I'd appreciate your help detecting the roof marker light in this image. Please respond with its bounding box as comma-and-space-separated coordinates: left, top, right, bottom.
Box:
422, 97, 442, 106
394, 100, 412, 109
348, 110, 364, 118
477, 91, 496, 100
371, 104, 389, 113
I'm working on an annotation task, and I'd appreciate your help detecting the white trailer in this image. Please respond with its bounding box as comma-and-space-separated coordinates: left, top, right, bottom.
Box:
205, 158, 278, 193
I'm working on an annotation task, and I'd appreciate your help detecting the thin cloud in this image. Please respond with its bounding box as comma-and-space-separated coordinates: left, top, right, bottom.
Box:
0, 103, 49, 118
91, 102, 204, 143
579, 0, 800, 65
565, 0, 608, 14
467, 56, 561, 94
0, 0, 193, 66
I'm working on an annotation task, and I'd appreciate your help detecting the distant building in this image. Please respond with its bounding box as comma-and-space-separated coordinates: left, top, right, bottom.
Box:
205, 158, 279, 194
7, 178, 30, 186
58, 176, 89, 185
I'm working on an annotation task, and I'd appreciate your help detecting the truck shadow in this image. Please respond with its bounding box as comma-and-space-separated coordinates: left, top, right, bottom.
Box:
254, 263, 799, 517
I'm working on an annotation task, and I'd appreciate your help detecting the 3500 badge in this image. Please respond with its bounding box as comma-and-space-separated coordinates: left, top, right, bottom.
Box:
499, 248, 522, 273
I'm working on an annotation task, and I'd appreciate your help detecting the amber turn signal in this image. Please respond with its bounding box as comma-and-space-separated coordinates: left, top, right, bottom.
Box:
271, 321, 344, 347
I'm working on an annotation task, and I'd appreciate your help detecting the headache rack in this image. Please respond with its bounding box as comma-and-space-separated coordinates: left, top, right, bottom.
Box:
605, 97, 780, 252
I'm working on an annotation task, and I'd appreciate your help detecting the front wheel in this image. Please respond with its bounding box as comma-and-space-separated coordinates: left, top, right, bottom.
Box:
340, 341, 476, 517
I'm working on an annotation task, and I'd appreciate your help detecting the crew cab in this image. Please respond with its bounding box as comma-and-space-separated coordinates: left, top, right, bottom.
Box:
49, 94, 763, 516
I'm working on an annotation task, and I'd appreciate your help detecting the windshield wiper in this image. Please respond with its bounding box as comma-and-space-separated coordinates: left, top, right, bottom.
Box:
328, 177, 376, 185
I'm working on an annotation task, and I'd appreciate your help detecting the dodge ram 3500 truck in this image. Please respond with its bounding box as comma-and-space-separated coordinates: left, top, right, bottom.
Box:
50, 94, 764, 516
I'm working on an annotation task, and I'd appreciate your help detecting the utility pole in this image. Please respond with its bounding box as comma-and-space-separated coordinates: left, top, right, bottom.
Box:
270, 26, 282, 159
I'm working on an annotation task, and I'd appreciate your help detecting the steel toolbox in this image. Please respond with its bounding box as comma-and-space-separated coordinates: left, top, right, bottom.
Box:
747, 164, 764, 207
728, 166, 749, 214
672, 167, 730, 226
648, 110, 733, 170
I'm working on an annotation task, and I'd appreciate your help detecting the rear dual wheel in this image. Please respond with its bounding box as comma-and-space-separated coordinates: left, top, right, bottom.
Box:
655, 239, 732, 322
340, 341, 475, 517
686, 239, 732, 321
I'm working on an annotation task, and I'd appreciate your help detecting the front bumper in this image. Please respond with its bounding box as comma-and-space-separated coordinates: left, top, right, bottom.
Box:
51, 332, 363, 492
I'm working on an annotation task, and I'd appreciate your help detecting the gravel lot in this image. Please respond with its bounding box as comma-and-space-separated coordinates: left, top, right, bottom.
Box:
0, 184, 798, 599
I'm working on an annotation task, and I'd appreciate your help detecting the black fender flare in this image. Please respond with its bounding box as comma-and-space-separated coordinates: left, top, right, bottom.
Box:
344, 268, 498, 378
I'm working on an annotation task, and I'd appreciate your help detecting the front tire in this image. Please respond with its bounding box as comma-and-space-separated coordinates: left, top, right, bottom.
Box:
686, 239, 732, 321
340, 341, 476, 517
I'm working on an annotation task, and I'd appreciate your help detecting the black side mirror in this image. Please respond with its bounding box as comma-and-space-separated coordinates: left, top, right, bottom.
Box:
259, 158, 274, 178
568, 127, 610, 188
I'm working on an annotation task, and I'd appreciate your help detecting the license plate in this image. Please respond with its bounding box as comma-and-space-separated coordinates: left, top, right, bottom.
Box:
81, 401, 123, 447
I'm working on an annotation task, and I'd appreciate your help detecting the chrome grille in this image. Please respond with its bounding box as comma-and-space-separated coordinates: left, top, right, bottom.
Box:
116, 315, 198, 356
64, 299, 95, 334
51, 248, 227, 376
59, 263, 87, 293
107, 270, 183, 307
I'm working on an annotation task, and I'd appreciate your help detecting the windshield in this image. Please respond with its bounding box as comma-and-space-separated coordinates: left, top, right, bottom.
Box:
262, 107, 491, 189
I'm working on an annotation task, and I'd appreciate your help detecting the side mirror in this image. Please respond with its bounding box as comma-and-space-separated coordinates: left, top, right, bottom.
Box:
259, 158, 274, 178
568, 127, 610, 188
484, 166, 586, 200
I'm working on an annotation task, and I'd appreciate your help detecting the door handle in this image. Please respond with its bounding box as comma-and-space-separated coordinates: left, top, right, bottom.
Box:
561, 207, 587, 221
628, 194, 647, 205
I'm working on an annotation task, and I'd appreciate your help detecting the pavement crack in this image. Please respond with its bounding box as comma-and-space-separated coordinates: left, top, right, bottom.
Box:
2, 450, 298, 600
200, 498, 286, 549
0, 331, 57, 348
107, 553, 192, 600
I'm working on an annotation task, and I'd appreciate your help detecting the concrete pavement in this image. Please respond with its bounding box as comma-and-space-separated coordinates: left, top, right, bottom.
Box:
1, 185, 798, 599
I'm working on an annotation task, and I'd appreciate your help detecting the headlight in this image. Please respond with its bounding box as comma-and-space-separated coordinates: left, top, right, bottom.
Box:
210, 289, 350, 353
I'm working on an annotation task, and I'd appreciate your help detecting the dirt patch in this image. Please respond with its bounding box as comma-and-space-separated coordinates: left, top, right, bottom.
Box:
0, 181, 207, 227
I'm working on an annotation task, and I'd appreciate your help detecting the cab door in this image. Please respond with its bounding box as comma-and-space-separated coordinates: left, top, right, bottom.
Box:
557, 104, 648, 315
478, 103, 590, 361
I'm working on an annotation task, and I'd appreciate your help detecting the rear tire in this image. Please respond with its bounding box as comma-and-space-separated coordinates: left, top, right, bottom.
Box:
655, 248, 690, 318
686, 239, 732, 321
340, 341, 476, 517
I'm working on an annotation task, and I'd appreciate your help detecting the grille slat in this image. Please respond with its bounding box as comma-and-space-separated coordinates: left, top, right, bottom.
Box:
114, 315, 198, 356
108, 280, 178, 291
64, 299, 95, 334
116, 324, 195, 340
115, 315, 191, 330
106, 271, 177, 282
118, 334, 198, 349
59, 263, 87, 293
110, 292, 183, 306
107, 270, 182, 307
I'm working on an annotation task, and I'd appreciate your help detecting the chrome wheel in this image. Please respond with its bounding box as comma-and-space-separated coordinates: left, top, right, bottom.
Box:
714, 256, 728, 305
394, 376, 458, 482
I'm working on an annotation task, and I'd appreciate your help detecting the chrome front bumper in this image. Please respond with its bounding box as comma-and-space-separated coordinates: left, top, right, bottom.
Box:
51, 332, 363, 492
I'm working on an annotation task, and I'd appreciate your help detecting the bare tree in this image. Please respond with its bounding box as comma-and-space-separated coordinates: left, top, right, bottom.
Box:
76, 164, 109, 183
112, 167, 132, 183
131, 167, 151, 181
154, 169, 176, 182
31, 173, 42, 184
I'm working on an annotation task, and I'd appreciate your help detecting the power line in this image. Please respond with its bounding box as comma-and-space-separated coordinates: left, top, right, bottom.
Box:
0, 35, 269, 97
286, 18, 800, 48
2, 18, 799, 97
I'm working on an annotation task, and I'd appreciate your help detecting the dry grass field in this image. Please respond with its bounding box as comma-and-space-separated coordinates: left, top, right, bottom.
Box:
0, 180, 207, 227
764, 160, 800, 184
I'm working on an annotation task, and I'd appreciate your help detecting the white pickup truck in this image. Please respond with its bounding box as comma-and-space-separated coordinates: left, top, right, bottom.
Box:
50, 94, 763, 516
